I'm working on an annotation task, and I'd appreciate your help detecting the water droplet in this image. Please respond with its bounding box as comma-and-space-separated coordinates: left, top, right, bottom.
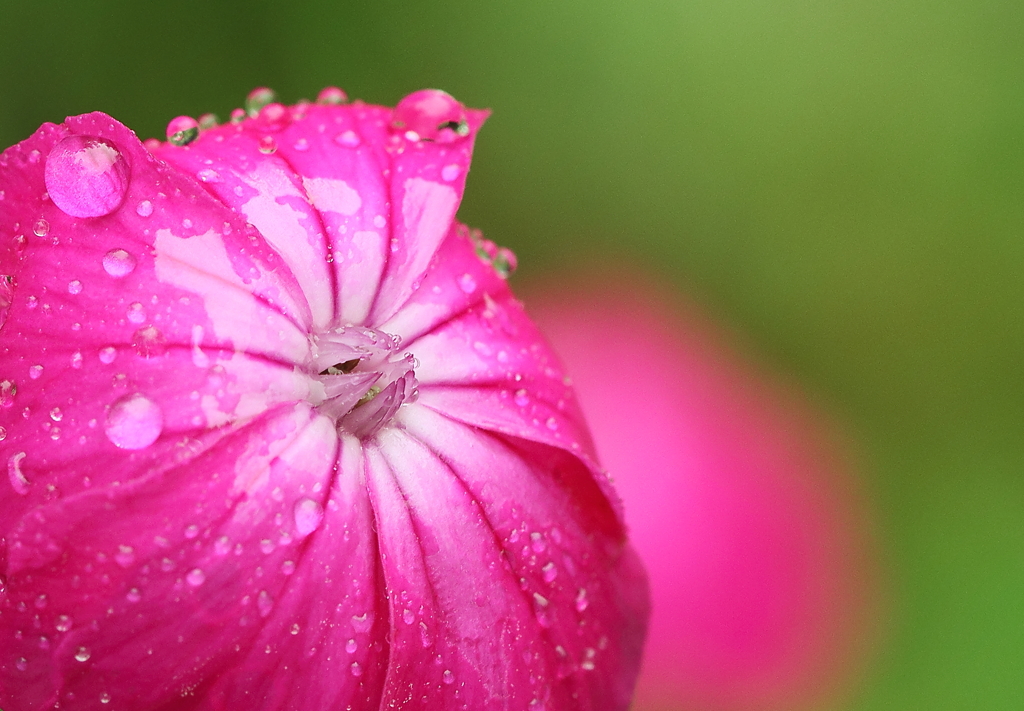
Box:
186, 568, 206, 587
545, 417, 558, 431
214, 535, 232, 555
33, 218, 49, 237
293, 138, 309, 152
258, 136, 277, 154
0, 380, 16, 408
335, 130, 360, 147
103, 249, 137, 278
132, 325, 167, 358
246, 87, 277, 117
441, 164, 461, 182
70, 351, 83, 369
55, 615, 73, 632
136, 200, 153, 217
104, 393, 163, 450
45, 135, 129, 218
531, 532, 546, 553
0, 276, 13, 333
493, 248, 517, 279
351, 612, 372, 633
458, 273, 477, 294
67, 279, 83, 295
317, 87, 348, 105
391, 90, 470, 142
575, 588, 589, 612
350, 661, 363, 677
514, 389, 529, 407
442, 669, 455, 685
197, 168, 220, 183
127, 302, 146, 324
345, 638, 357, 653
15, 657, 28, 672
126, 588, 142, 603
184, 524, 200, 539
542, 562, 557, 582
8, 451, 29, 495
293, 498, 324, 537
257, 590, 274, 618
99, 346, 117, 364
28, 364, 43, 380
48, 407, 62, 422
74, 646, 91, 662
100, 692, 111, 704
290, 623, 300, 635
0, 426, 6, 441
166, 116, 199, 146
280, 560, 296, 575
402, 608, 415, 625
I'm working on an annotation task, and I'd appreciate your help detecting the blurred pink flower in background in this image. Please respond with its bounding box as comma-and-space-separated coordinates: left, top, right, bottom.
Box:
0, 90, 648, 710
528, 270, 879, 711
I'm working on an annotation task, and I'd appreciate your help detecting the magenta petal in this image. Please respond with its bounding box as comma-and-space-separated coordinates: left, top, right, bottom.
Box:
363, 406, 647, 710
1, 95, 647, 711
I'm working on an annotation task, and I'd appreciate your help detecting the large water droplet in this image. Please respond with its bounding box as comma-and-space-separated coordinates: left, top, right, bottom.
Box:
246, 87, 277, 117
317, 87, 348, 105
132, 325, 167, 358
293, 498, 324, 537
103, 249, 137, 278
104, 393, 163, 450
74, 646, 91, 662
166, 116, 199, 146
45, 135, 130, 218
391, 90, 470, 143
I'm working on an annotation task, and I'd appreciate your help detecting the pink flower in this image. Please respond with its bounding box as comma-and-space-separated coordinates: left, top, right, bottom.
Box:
0, 89, 648, 710
528, 271, 878, 711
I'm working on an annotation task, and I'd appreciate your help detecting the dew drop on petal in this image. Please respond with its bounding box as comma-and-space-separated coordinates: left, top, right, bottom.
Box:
186, 568, 206, 587
246, 87, 277, 116
345, 638, 357, 654
15, 657, 27, 672
55, 615, 73, 632
7, 451, 30, 495
70, 351, 83, 369
458, 273, 477, 294
33, 218, 49, 237
391, 90, 470, 142
257, 590, 274, 618
104, 393, 163, 450
132, 325, 167, 358
127, 302, 146, 324
317, 86, 348, 105
350, 662, 363, 677
442, 670, 455, 685
293, 498, 324, 537
542, 562, 557, 582
29, 364, 43, 380
100, 693, 111, 704
67, 280, 83, 295
441, 164, 461, 182
74, 646, 91, 662
514, 389, 529, 407
0, 276, 13, 333
45, 136, 130, 218
166, 116, 199, 146
126, 588, 141, 603
136, 200, 153, 217
103, 249, 137, 278
258, 136, 277, 154
99, 346, 117, 364
335, 130, 360, 148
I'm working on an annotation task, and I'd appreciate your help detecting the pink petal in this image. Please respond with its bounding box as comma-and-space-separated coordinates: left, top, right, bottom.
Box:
528, 271, 879, 711
1, 96, 648, 711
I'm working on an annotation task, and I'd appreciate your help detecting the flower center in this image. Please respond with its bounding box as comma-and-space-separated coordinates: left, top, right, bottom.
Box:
309, 327, 419, 438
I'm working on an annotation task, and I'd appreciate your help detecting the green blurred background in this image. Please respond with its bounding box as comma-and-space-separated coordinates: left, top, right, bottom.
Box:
2, 0, 1022, 707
